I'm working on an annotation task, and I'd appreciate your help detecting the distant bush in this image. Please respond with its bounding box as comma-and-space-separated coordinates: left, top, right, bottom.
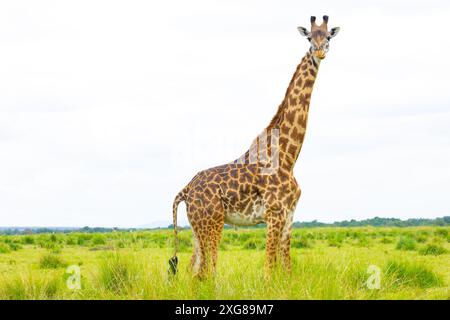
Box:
0, 243, 11, 254
22, 236, 35, 245
304, 232, 316, 240
242, 238, 264, 250
385, 260, 442, 288
8, 243, 22, 251
356, 236, 372, 247
380, 237, 393, 244
434, 228, 448, 238
38, 240, 61, 252
238, 233, 252, 242
116, 240, 126, 248
39, 254, 67, 269
65, 237, 76, 245
76, 234, 93, 246
91, 235, 106, 246
415, 235, 428, 243
396, 237, 417, 251
327, 233, 344, 248
38, 242, 62, 254
419, 244, 447, 256
291, 237, 311, 249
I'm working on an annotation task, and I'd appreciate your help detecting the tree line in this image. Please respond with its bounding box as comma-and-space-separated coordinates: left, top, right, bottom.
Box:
1, 216, 448, 235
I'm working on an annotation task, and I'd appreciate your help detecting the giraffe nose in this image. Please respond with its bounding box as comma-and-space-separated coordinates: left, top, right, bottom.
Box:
314, 50, 326, 59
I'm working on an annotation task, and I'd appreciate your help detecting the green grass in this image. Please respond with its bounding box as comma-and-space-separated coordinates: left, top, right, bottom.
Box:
396, 236, 417, 251
0, 273, 64, 300
0, 243, 11, 254
419, 244, 448, 256
385, 260, 443, 288
0, 226, 448, 299
97, 252, 141, 294
39, 253, 67, 269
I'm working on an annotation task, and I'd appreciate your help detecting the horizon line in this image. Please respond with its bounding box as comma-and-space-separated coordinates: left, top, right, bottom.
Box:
1, 215, 448, 230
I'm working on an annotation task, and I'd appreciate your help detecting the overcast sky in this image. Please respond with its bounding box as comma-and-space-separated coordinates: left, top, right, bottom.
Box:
1, 1, 449, 227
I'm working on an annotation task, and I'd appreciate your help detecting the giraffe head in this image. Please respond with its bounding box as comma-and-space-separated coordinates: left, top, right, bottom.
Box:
297, 15, 340, 60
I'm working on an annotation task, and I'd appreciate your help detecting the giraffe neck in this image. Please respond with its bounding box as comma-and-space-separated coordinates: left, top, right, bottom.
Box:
235, 50, 320, 174
270, 50, 320, 173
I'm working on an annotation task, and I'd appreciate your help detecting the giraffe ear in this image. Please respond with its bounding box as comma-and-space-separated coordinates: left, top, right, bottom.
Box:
297, 26, 310, 38
329, 27, 340, 38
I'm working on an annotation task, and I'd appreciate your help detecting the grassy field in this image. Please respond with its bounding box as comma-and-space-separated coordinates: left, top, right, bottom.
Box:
0, 226, 448, 300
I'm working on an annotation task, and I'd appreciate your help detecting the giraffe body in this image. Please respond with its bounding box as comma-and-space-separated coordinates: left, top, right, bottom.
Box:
170, 16, 340, 278
174, 162, 300, 276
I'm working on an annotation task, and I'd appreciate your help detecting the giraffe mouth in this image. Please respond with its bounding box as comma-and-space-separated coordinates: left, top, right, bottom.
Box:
313, 50, 326, 60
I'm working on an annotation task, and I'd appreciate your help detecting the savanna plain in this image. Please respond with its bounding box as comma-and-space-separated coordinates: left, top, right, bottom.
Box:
0, 226, 449, 300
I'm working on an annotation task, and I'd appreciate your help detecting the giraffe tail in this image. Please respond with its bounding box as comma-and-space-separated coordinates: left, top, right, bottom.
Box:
168, 189, 186, 275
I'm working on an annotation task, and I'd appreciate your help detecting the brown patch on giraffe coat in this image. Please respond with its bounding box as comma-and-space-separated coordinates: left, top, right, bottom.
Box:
281, 162, 291, 172
285, 110, 296, 125
279, 172, 289, 183
289, 96, 297, 106
287, 144, 297, 159
303, 79, 314, 89
228, 180, 238, 190
204, 188, 213, 199
269, 175, 280, 185
298, 94, 310, 109
281, 124, 290, 135
279, 137, 289, 148
280, 183, 290, 195
297, 114, 308, 128
290, 127, 304, 142
238, 173, 247, 184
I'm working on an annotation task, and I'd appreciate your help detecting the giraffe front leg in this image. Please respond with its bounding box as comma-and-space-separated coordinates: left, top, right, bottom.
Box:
280, 210, 294, 272
264, 210, 286, 277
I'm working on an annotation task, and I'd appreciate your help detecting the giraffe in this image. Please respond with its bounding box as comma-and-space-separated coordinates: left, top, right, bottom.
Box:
169, 15, 340, 278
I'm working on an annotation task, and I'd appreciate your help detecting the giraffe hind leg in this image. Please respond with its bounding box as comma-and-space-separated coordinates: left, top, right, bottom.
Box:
195, 220, 223, 279
189, 234, 200, 273
187, 200, 224, 279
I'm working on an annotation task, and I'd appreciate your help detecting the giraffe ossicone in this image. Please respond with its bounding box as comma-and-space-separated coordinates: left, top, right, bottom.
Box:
169, 15, 340, 278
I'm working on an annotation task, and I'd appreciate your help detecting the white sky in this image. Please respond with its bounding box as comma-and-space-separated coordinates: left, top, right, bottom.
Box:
1, 0, 449, 227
